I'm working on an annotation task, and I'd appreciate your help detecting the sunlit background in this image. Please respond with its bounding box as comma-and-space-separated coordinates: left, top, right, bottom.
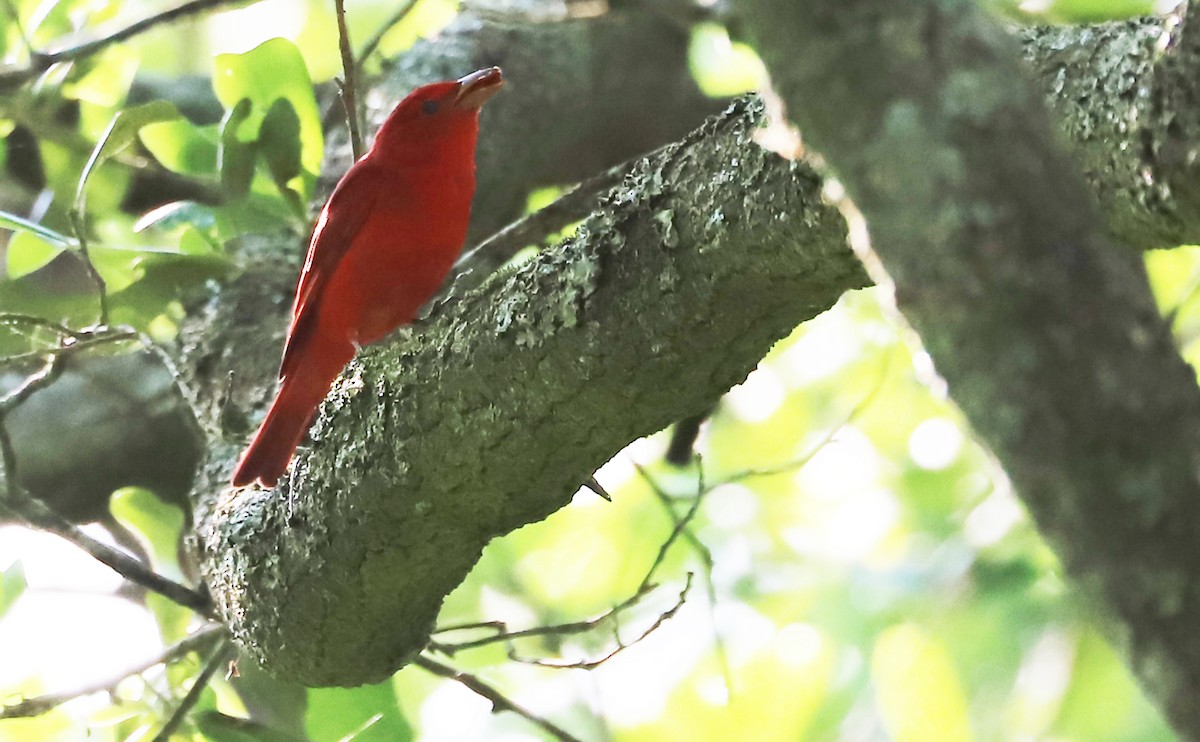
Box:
1, 0, 1196, 739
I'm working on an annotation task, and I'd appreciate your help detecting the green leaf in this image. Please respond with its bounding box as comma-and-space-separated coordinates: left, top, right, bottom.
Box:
178, 226, 218, 255
219, 98, 257, 199
132, 200, 218, 234
0, 560, 27, 620
259, 98, 302, 191
0, 209, 75, 247
213, 38, 323, 192
109, 486, 186, 580
6, 231, 66, 279
140, 120, 219, 175
76, 101, 181, 212
196, 711, 307, 742
306, 683, 412, 742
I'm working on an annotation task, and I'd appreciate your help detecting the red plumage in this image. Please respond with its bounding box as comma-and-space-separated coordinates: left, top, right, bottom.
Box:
232, 67, 503, 488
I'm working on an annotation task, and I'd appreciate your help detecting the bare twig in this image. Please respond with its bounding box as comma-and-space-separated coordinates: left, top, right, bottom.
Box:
0, 494, 213, 615
0, 0, 257, 88
414, 655, 584, 742
430, 581, 663, 655
0, 328, 211, 613
635, 458, 730, 687
0, 313, 83, 339
450, 149, 648, 291
0, 625, 227, 719
715, 349, 892, 486
511, 574, 693, 671
0, 354, 211, 615
356, 0, 419, 68
633, 465, 707, 594
664, 408, 711, 467
0, 329, 138, 370
151, 638, 230, 742
334, 0, 364, 160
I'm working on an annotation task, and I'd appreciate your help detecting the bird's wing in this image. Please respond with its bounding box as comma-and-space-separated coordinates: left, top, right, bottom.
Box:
279, 160, 384, 380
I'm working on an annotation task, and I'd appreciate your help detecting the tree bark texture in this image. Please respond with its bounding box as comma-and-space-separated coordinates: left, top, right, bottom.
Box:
735, 0, 1200, 735
175, 0, 1200, 720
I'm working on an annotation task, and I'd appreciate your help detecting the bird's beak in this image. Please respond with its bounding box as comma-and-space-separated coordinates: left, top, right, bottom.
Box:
454, 67, 504, 110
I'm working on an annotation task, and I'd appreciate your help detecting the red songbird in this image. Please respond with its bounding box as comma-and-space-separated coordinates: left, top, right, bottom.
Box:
232, 67, 504, 488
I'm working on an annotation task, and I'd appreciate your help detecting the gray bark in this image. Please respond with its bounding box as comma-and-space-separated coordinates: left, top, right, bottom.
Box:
735, 0, 1200, 736
174, 0, 1200, 719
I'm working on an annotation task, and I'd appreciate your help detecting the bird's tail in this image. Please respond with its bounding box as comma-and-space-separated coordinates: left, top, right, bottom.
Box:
231, 354, 349, 488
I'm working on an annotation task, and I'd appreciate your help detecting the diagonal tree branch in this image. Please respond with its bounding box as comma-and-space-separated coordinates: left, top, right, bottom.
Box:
734, 0, 1200, 737
194, 95, 864, 685
184, 0, 1200, 698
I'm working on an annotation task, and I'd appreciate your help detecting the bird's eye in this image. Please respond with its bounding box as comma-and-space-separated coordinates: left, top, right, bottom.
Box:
421, 100, 440, 115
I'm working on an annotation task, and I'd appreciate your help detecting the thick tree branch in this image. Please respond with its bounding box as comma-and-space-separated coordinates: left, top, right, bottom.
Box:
735, 0, 1200, 737
1019, 10, 1200, 249
183, 0, 1200, 695
194, 96, 863, 685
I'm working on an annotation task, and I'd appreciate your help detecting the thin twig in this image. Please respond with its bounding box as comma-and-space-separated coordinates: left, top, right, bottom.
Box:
0, 330, 138, 370
67, 210, 109, 327
0, 625, 227, 719
511, 574, 693, 671
0, 0, 256, 88
450, 149, 650, 291
0, 495, 214, 615
414, 655, 584, 742
334, 0, 364, 160
151, 638, 230, 742
638, 457, 733, 694
0, 313, 82, 339
0, 331, 211, 614
356, 0, 418, 68
715, 349, 893, 486
634, 467, 707, 594
430, 581, 662, 655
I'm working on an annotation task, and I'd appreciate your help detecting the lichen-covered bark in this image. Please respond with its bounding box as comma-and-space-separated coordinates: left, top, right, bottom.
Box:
195, 98, 863, 684
735, 0, 1200, 735
180, 0, 1200, 703
1020, 14, 1200, 249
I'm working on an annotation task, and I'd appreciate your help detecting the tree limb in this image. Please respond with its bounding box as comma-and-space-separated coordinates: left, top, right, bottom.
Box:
734, 0, 1200, 736
185, 0, 1200, 696
194, 95, 863, 685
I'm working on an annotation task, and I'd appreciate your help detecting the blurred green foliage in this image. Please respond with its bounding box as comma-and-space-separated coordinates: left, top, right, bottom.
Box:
0, 0, 1192, 740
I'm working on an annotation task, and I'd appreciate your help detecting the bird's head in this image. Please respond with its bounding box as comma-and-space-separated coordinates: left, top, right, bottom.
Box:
370, 67, 504, 157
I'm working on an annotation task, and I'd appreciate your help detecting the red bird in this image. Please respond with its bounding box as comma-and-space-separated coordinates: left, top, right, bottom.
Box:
232, 67, 504, 488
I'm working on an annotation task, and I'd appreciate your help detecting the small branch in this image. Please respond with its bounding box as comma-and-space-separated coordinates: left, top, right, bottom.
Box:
715, 351, 891, 486
67, 210, 109, 328
510, 575, 693, 671
0, 0, 255, 89
0, 328, 210, 613
633, 465, 707, 594
0, 313, 83, 339
430, 580, 663, 655
0, 494, 214, 615
450, 149, 645, 291
151, 638, 230, 742
334, 0, 364, 160
639, 457, 732, 692
0, 329, 138, 370
664, 408, 711, 467
413, 655, 584, 742
356, 0, 418, 68
0, 625, 226, 719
